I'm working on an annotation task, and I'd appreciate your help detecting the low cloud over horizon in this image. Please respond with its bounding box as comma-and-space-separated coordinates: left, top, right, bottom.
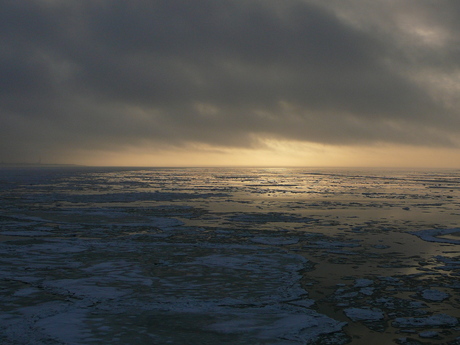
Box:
2, 0, 460, 166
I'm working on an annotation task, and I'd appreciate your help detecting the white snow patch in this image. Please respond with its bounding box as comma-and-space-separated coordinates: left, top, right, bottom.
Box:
419, 331, 439, 338
27, 241, 88, 253
393, 314, 458, 328
410, 228, 460, 244
359, 287, 374, 296
45, 279, 129, 300
288, 299, 316, 308
13, 287, 41, 297
0, 230, 52, 237
251, 236, 299, 245
434, 255, 460, 271
119, 216, 183, 229
420, 289, 449, 302
307, 240, 361, 249
35, 309, 90, 344
206, 307, 346, 343
189, 252, 308, 273
354, 278, 373, 288
378, 276, 400, 283
344, 308, 384, 322
371, 244, 390, 249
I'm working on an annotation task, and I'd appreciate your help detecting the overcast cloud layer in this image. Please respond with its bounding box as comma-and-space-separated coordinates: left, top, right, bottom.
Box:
1, 0, 460, 163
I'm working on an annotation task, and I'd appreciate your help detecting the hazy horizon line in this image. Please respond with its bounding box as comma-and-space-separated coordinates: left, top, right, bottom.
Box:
1, 162, 458, 170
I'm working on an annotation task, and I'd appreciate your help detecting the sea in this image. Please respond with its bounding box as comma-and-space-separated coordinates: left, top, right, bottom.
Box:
0, 166, 459, 344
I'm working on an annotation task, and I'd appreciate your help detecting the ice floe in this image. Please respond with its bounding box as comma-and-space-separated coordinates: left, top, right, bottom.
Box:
354, 278, 374, 288
392, 314, 458, 328
420, 289, 450, 302
410, 228, 460, 244
250, 236, 299, 245
344, 307, 385, 322
205, 307, 346, 344
419, 330, 440, 338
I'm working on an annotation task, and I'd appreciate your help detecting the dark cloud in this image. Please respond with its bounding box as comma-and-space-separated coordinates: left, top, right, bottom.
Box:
1, 0, 460, 163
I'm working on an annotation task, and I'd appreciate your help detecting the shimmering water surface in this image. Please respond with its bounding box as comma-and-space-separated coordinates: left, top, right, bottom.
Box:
1, 167, 460, 344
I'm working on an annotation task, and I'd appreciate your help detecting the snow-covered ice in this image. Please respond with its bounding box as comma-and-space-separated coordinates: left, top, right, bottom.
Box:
392, 314, 458, 328
344, 307, 385, 322
410, 228, 460, 244
419, 330, 439, 338
420, 289, 450, 302
1, 167, 460, 344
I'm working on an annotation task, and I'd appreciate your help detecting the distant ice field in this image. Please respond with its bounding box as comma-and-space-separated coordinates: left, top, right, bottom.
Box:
0, 167, 459, 344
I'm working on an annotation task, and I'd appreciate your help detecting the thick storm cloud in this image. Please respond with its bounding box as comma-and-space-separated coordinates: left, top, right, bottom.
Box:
1, 0, 460, 163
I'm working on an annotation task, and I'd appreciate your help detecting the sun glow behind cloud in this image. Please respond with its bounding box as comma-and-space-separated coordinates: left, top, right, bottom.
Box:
70, 140, 460, 168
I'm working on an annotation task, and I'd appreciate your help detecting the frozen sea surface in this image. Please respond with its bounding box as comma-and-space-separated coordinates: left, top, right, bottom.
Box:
1, 166, 460, 344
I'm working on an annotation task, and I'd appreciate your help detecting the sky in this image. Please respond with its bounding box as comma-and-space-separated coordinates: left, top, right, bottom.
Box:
1, 0, 460, 167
